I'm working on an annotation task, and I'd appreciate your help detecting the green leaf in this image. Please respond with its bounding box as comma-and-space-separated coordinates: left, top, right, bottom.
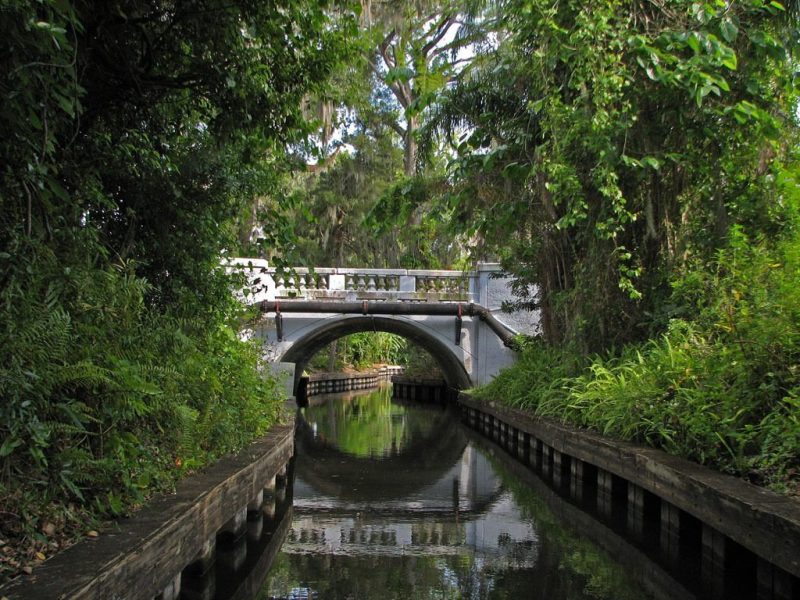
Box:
54, 92, 76, 117
719, 17, 738, 43
61, 475, 85, 501
721, 51, 738, 70
687, 34, 702, 54
0, 437, 22, 457
384, 66, 414, 85
33, 21, 66, 34
107, 492, 124, 515
642, 156, 662, 170
621, 155, 643, 168
48, 178, 70, 201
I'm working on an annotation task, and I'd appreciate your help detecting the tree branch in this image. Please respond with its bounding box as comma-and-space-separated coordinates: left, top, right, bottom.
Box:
378, 30, 397, 69
393, 81, 414, 109
430, 31, 484, 59
422, 15, 455, 56
388, 120, 406, 138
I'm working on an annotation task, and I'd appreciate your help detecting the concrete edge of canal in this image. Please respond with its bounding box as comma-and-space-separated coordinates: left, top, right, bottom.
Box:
0, 409, 296, 600
458, 392, 800, 599
463, 425, 698, 600
302, 366, 402, 398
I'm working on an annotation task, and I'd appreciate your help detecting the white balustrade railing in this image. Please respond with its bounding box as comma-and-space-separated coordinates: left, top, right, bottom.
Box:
223, 259, 496, 304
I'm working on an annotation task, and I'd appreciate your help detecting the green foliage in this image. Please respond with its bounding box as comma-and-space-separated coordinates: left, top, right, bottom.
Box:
401, 344, 444, 379
0, 0, 350, 580
289, 131, 408, 267
362, 0, 496, 176
0, 247, 284, 517
472, 338, 581, 409
277, 1, 492, 271
453, 0, 799, 498
340, 332, 407, 369
307, 332, 442, 378
309, 332, 409, 372
476, 225, 800, 494
366, 175, 471, 268
284, 122, 466, 270
422, 0, 799, 351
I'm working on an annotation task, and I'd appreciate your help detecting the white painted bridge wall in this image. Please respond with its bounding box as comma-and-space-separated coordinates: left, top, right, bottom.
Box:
231, 259, 539, 388
250, 312, 517, 388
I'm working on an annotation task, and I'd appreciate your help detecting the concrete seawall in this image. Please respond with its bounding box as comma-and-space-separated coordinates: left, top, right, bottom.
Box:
0, 414, 296, 600
391, 375, 450, 403
302, 369, 449, 401
458, 393, 800, 600
302, 366, 403, 398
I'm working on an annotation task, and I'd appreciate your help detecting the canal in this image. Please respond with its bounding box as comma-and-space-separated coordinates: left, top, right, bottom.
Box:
5, 376, 796, 599
219, 384, 666, 599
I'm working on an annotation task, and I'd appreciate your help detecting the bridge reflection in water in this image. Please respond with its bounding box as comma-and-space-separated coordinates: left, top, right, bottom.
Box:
261, 385, 649, 600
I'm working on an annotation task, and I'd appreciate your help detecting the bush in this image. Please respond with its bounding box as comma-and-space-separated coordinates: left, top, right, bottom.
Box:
0, 242, 284, 581
307, 333, 441, 376
475, 228, 800, 495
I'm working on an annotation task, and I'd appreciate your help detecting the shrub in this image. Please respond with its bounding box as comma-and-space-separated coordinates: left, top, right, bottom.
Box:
475, 227, 800, 494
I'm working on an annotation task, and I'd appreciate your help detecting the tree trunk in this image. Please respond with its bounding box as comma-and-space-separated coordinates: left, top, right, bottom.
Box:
404, 115, 419, 177
327, 339, 338, 372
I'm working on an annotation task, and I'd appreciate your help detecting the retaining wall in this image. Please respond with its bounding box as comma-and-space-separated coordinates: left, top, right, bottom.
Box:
302, 366, 403, 397
458, 394, 800, 600
391, 375, 450, 403
0, 415, 295, 600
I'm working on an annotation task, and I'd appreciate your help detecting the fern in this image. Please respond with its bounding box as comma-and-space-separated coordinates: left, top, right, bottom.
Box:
54, 361, 111, 390
174, 404, 200, 461
14, 308, 72, 364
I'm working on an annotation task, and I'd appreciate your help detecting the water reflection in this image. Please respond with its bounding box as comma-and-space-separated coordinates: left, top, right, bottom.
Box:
262, 385, 648, 600
301, 386, 439, 459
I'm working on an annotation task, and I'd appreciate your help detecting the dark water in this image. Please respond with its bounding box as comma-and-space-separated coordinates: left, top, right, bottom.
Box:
260, 385, 651, 600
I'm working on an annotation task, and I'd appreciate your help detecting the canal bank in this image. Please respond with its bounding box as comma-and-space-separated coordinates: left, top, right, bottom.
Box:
457, 393, 800, 600
391, 374, 451, 403
300, 366, 403, 399
0, 411, 295, 600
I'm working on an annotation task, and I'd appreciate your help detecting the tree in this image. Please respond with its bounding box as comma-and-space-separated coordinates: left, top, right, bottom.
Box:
0, 0, 352, 575
421, 0, 799, 351
363, 0, 494, 176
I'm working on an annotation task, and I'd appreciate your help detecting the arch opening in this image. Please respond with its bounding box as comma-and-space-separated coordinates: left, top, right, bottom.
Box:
280, 315, 472, 392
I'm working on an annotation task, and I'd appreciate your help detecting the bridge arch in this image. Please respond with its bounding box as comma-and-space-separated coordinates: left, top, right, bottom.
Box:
279, 315, 472, 390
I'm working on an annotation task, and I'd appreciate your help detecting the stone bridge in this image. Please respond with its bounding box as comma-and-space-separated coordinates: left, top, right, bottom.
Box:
227, 259, 538, 392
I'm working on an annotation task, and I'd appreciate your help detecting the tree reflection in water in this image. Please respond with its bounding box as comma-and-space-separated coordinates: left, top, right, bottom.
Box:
263, 386, 646, 600
301, 385, 438, 458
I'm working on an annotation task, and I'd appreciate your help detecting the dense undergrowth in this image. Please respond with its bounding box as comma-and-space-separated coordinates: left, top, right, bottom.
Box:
475, 224, 800, 496
307, 332, 442, 378
0, 0, 346, 583
0, 240, 286, 582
